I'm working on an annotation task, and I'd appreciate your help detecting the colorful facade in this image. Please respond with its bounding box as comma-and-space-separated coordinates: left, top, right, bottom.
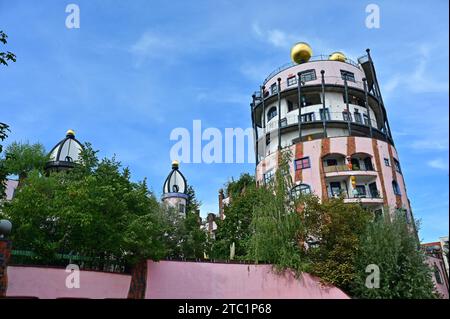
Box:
250, 46, 414, 220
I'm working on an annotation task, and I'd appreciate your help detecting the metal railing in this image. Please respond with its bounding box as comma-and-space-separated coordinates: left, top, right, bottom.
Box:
262, 55, 361, 85
261, 110, 378, 134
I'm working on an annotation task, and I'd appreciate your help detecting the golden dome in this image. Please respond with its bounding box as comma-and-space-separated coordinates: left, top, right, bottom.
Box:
171, 160, 179, 169
66, 129, 75, 137
290, 42, 312, 64
329, 51, 346, 62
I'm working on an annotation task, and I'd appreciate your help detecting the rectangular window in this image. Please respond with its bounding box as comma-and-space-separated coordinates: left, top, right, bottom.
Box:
355, 185, 367, 197
354, 111, 362, 123
342, 111, 352, 122
299, 69, 317, 83
326, 159, 338, 166
270, 83, 278, 95
264, 170, 274, 185
384, 158, 390, 166
363, 114, 370, 125
280, 118, 287, 127
287, 100, 294, 112
340, 70, 355, 82
295, 157, 311, 170
287, 76, 297, 87
302, 94, 321, 107
394, 159, 402, 173
266, 134, 271, 146
369, 182, 379, 198
319, 108, 330, 121
329, 182, 342, 197
301, 112, 315, 122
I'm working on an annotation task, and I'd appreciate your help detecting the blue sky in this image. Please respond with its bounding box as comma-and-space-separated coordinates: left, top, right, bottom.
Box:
0, 0, 448, 242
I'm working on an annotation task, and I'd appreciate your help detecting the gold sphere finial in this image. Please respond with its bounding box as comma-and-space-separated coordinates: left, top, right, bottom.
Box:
66, 129, 75, 137
329, 51, 346, 62
172, 160, 179, 169
290, 42, 312, 64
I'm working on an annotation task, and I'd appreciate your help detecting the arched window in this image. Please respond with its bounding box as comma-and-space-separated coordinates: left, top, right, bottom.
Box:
392, 180, 401, 195
291, 184, 311, 198
267, 107, 277, 122
434, 265, 443, 284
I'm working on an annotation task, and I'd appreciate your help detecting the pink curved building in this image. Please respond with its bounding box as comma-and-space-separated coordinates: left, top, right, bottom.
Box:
251, 49, 414, 222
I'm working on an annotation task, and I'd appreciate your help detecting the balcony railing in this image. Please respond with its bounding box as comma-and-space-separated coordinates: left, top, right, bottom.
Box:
262, 111, 378, 133
262, 55, 361, 85
323, 165, 349, 173
328, 190, 382, 200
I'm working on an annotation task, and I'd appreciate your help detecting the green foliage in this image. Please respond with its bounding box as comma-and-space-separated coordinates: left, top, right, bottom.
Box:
162, 208, 208, 259
351, 212, 437, 299
0, 31, 16, 66
0, 122, 9, 198
2, 141, 48, 180
212, 174, 260, 260
185, 185, 201, 214
1, 144, 166, 266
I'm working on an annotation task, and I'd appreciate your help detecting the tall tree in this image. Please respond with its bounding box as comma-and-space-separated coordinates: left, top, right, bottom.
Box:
2, 142, 48, 184
351, 212, 437, 298
0, 122, 10, 199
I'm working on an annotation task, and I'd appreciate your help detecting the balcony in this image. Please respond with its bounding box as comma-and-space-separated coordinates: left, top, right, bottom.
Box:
261, 110, 378, 135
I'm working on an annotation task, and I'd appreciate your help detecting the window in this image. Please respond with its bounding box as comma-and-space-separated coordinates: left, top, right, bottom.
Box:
342, 111, 352, 122
291, 184, 311, 198
434, 265, 443, 284
369, 182, 379, 198
363, 114, 370, 126
299, 69, 317, 82
270, 83, 278, 95
287, 76, 297, 87
343, 94, 365, 107
340, 70, 355, 82
319, 108, 330, 121
266, 134, 271, 146
355, 185, 367, 198
178, 203, 185, 214
329, 182, 342, 197
351, 158, 360, 170
301, 94, 321, 107
384, 158, 390, 166
354, 110, 362, 123
301, 112, 315, 122
364, 157, 374, 171
287, 100, 294, 112
264, 170, 274, 185
280, 118, 287, 127
392, 180, 401, 195
267, 106, 277, 121
394, 159, 402, 173
326, 159, 338, 166
295, 157, 311, 170
374, 209, 383, 221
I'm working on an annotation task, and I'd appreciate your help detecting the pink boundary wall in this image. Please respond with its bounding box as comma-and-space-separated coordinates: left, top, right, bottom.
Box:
6, 266, 131, 298
6, 261, 349, 299
146, 260, 349, 299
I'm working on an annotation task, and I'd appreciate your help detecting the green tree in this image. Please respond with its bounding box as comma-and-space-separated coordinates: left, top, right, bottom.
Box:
2, 141, 48, 184
0, 31, 16, 66
185, 185, 201, 214
1, 143, 166, 267
0, 122, 10, 199
351, 212, 437, 298
212, 173, 259, 260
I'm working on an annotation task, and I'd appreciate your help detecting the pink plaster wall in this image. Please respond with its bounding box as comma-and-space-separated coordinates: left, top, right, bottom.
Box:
5, 179, 18, 201
6, 266, 131, 299
425, 256, 449, 299
145, 260, 349, 299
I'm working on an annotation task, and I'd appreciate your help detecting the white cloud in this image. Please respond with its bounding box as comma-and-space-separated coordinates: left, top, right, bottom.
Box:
427, 158, 449, 171
410, 139, 449, 151
384, 43, 449, 94
129, 31, 176, 67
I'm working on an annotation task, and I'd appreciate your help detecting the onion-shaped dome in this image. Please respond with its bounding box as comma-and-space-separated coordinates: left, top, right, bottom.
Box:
329, 51, 346, 62
163, 160, 187, 194
45, 129, 83, 171
290, 42, 312, 64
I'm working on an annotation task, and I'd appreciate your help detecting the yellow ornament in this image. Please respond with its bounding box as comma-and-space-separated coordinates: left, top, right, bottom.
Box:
329, 51, 346, 62
290, 42, 313, 64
